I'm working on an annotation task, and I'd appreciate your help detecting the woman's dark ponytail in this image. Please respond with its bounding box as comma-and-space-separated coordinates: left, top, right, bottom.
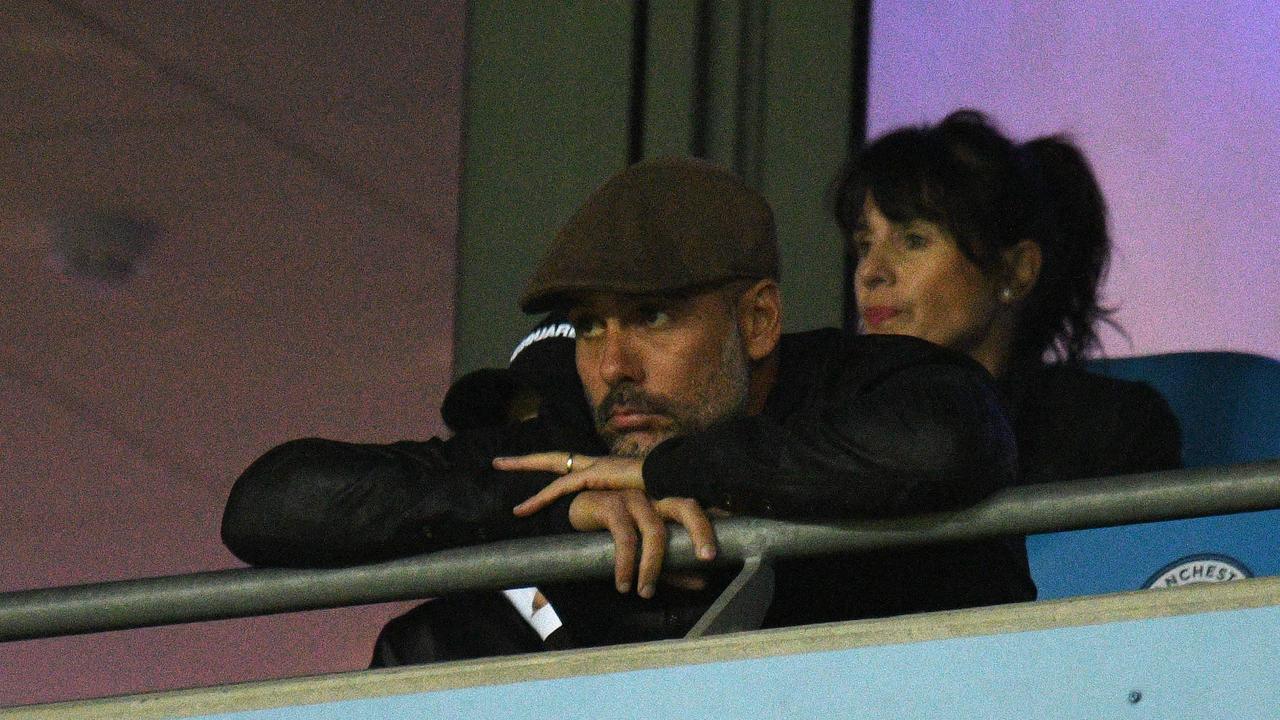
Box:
1018, 136, 1115, 363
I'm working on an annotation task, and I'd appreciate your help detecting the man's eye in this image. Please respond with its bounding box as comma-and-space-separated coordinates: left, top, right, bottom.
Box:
851, 238, 871, 258
642, 309, 671, 328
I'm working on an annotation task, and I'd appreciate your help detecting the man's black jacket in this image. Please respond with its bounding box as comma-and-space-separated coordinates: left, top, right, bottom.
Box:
222, 330, 1035, 645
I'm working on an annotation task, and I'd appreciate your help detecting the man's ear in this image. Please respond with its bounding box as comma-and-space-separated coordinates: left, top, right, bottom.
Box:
1000, 240, 1042, 303
736, 278, 782, 361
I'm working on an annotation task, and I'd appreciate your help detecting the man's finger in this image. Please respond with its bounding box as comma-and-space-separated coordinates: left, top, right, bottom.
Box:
493, 452, 575, 473
569, 491, 637, 593
655, 497, 718, 561
600, 499, 639, 594
624, 490, 667, 599
512, 475, 588, 516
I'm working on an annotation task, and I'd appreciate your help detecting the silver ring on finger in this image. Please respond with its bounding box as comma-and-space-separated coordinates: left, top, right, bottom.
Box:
564, 453, 575, 474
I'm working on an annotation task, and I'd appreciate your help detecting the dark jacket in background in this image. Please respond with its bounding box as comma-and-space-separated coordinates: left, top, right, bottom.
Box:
1001, 361, 1183, 486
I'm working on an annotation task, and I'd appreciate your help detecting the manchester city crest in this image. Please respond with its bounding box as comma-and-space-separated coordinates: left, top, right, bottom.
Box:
1144, 553, 1253, 589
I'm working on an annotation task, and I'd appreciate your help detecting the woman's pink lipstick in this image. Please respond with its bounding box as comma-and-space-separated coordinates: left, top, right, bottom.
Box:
861, 306, 900, 328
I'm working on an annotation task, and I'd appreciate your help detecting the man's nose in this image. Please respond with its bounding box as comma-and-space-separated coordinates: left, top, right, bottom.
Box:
598, 327, 644, 386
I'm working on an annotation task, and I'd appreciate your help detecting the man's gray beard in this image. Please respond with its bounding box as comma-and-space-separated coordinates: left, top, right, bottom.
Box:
593, 327, 751, 458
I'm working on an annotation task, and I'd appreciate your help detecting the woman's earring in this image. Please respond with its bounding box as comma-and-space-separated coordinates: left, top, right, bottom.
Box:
1000, 287, 1014, 302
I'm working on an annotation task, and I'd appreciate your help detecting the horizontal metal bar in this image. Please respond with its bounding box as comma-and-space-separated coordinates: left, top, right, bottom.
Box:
3, 460, 1279, 642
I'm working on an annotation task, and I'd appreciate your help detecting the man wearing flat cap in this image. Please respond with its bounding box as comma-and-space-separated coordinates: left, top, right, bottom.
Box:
222, 157, 1034, 664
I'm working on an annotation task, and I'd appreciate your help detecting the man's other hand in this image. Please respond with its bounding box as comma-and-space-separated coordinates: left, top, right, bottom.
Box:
567, 490, 717, 598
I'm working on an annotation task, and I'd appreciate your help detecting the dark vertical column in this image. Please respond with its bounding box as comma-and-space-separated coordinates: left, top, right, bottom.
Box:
690, 0, 713, 158
733, 0, 769, 186
628, 0, 650, 164
843, 0, 873, 332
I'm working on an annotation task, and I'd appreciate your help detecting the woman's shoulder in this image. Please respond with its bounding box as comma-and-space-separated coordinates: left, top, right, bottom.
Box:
1026, 363, 1173, 415
1014, 362, 1183, 483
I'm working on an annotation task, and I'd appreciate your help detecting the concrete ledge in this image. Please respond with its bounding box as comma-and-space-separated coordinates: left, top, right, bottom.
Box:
7, 574, 1279, 719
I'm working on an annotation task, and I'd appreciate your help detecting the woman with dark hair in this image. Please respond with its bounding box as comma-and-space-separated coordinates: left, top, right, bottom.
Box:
833, 110, 1181, 484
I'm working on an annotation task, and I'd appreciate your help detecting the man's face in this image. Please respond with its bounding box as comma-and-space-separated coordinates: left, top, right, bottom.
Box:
569, 287, 751, 457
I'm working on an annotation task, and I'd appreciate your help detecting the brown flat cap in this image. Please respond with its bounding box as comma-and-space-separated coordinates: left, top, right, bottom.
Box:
520, 156, 778, 313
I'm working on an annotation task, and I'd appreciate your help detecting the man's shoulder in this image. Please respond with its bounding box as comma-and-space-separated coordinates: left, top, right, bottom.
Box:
778, 327, 844, 361
771, 329, 994, 418
781, 329, 991, 380
773, 328, 843, 403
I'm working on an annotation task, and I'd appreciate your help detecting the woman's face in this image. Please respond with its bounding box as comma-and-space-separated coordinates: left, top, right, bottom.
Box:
852, 196, 1012, 375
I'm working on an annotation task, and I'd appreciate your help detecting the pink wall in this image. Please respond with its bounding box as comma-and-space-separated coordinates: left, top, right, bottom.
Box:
0, 2, 465, 707
868, 0, 1280, 360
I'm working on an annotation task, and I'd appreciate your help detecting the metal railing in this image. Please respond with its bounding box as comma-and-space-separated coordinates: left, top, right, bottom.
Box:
3, 459, 1280, 642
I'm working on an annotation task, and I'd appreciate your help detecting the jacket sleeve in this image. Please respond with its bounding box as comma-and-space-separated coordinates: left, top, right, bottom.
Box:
643, 337, 1018, 519
221, 423, 585, 568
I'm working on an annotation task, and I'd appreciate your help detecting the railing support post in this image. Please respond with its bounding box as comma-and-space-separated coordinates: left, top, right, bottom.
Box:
686, 553, 776, 638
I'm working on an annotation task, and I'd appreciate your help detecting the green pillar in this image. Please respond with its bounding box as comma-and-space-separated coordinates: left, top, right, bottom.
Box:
455, 3, 633, 375
456, 1, 855, 375
757, 2, 855, 334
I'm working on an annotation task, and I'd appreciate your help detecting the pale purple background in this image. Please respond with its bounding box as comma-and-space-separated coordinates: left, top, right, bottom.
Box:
868, 0, 1280, 359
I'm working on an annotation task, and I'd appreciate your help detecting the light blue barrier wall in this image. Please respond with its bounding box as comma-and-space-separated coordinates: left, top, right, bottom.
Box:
1030, 509, 1280, 599
192, 600, 1277, 720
